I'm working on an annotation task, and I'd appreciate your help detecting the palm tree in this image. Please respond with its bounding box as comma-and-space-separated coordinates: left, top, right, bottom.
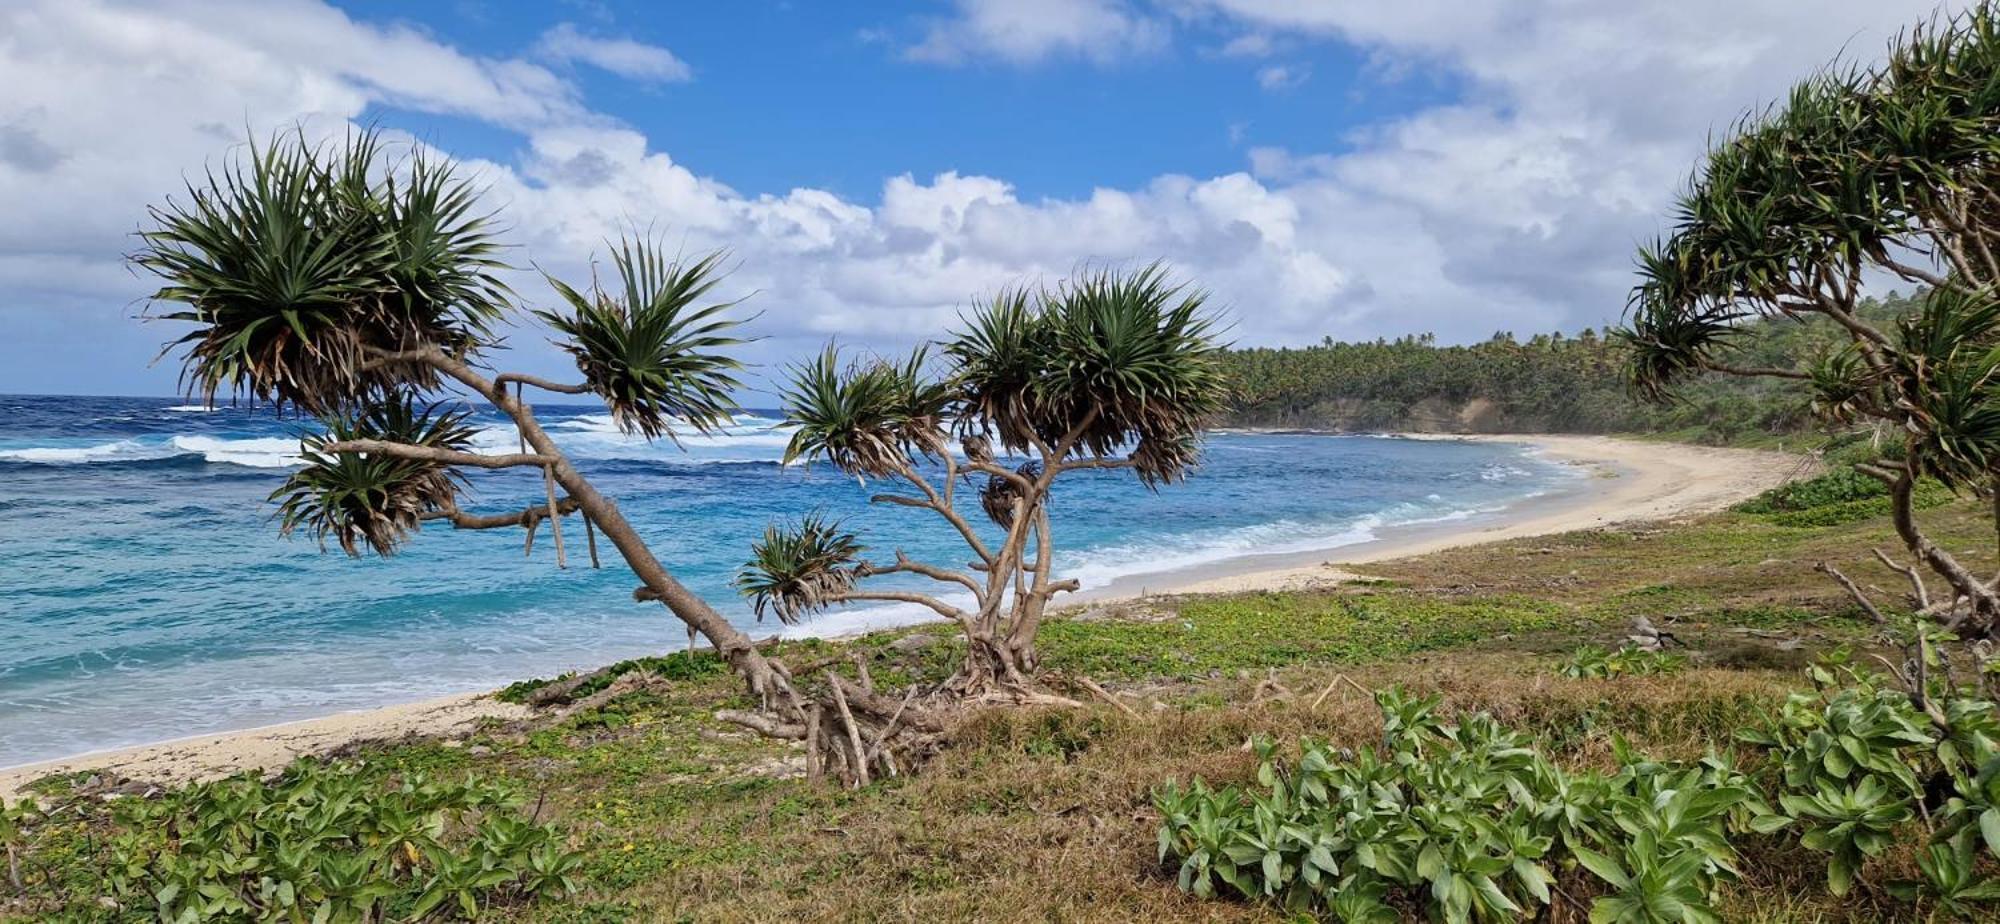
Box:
738, 265, 1229, 697
1618, 3, 2000, 655
136, 128, 804, 735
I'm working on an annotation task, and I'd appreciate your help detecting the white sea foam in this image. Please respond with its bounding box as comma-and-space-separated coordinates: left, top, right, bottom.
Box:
0, 413, 801, 468
0, 440, 147, 464
169, 435, 302, 468
0, 436, 305, 467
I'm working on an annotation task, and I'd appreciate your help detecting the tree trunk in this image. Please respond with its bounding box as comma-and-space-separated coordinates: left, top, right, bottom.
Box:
1889, 467, 2000, 637
431, 353, 796, 707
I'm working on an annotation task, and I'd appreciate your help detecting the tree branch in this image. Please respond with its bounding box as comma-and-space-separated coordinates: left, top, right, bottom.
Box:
862, 551, 981, 595
317, 440, 556, 470
1880, 256, 1956, 293
1817, 561, 1888, 625
494, 372, 591, 395
1057, 458, 1140, 473
356, 347, 444, 373
831, 590, 973, 626
424, 497, 582, 530
885, 463, 996, 564
1873, 547, 1932, 612
1696, 358, 1811, 381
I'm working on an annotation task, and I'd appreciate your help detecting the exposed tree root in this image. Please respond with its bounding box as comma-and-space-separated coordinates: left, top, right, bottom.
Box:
716, 663, 1143, 785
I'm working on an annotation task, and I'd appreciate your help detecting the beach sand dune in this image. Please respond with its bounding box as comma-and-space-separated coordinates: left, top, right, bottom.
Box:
0, 434, 1806, 800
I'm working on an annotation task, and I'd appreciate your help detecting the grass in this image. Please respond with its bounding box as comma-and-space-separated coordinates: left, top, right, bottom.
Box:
8, 487, 1993, 922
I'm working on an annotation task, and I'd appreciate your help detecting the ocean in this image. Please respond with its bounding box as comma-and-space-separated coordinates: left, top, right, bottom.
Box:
0, 394, 1576, 766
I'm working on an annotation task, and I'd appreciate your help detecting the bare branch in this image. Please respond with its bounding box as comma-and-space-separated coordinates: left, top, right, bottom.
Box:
1872, 548, 1932, 611
1057, 458, 1139, 473
494, 372, 591, 395
318, 439, 555, 470
832, 590, 973, 625
1880, 256, 1956, 293
423, 497, 582, 530
715, 709, 805, 739
1063, 673, 1138, 718
862, 551, 981, 595
1817, 561, 1889, 625
1695, 357, 1812, 381
884, 462, 997, 564
827, 676, 871, 786
1854, 462, 1901, 484
357, 346, 445, 372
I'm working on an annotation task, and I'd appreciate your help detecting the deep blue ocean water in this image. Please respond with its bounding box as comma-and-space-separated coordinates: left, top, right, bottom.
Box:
0, 394, 1575, 765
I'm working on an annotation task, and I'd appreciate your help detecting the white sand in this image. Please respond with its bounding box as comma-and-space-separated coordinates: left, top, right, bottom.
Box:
1139, 434, 1810, 596
0, 433, 1806, 800
1, 693, 526, 800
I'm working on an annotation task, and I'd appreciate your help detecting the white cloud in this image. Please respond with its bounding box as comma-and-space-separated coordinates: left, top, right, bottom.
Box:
1255, 63, 1308, 91
534, 22, 692, 83
0, 0, 1978, 396
907, 0, 1169, 65
1218, 33, 1275, 58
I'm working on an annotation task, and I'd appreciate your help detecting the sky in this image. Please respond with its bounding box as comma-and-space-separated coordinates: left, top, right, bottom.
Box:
0, 0, 1971, 397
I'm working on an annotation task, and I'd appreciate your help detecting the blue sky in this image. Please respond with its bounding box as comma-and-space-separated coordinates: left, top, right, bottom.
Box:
0, 0, 1963, 396
344, 1, 1457, 203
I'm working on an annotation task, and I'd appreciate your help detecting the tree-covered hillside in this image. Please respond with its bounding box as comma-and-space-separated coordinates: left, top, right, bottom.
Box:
1220, 293, 1912, 442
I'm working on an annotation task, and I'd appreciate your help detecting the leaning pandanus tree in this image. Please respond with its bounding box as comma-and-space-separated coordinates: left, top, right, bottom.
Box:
134, 128, 870, 769
736, 266, 1228, 701
1620, 4, 2000, 664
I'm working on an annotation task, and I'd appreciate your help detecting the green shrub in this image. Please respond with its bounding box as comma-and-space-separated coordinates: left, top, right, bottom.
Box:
90, 761, 581, 921
1159, 662, 2000, 922
1156, 688, 1775, 923
1738, 653, 2000, 898
1737, 468, 1954, 527
1558, 644, 1688, 679
1737, 468, 1886, 514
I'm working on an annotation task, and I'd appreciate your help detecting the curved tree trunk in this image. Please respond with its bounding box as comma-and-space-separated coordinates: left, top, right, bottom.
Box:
1885, 464, 2000, 637
430, 352, 798, 707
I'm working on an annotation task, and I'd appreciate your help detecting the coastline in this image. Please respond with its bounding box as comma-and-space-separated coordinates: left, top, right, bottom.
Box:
0, 433, 1807, 799
1097, 433, 1810, 597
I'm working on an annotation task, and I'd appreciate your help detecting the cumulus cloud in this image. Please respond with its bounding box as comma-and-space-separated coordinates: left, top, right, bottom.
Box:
0, 0, 1975, 395
534, 22, 692, 83
907, 0, 1169, 65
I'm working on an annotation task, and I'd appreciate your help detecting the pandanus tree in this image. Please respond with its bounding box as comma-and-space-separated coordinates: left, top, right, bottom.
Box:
736, 266, 1229, 701
138, 128, 1224, 783
134, 128, 854, 765
1621, 4, 2000, 651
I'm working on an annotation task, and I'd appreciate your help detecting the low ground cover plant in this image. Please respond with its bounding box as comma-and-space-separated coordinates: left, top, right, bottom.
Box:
1158, 656, 2000, 922
9, 761, 580, 922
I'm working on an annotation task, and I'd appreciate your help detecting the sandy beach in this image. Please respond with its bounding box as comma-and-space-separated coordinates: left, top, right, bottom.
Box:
1114, 434, 1812, 596
0, 433, 1806, 800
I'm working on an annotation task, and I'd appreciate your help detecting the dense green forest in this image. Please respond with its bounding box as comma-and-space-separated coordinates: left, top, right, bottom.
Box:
1219, 292, 1912, 442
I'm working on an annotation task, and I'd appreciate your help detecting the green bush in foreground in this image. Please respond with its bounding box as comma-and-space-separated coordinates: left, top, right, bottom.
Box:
28, 761, 581, 922
1158, 662, 2000, 923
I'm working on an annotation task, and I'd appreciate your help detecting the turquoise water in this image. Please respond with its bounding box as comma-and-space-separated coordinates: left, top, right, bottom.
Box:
0, 395, 1575, 765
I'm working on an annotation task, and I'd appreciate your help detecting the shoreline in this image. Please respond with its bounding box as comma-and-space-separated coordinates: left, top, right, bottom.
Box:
0, 433, 1807, 799
1096, 433, 1810, 597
